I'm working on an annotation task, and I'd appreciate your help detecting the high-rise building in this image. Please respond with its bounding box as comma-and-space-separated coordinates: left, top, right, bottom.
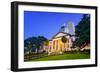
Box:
59, 22, 75, 41
59, 23, 68, 33
59, 22, 75, 35
67, 21, 75, 35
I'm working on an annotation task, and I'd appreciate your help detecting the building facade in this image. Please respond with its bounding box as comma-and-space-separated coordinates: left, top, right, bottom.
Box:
43, 22, 76, 54
43, 22, 90, 54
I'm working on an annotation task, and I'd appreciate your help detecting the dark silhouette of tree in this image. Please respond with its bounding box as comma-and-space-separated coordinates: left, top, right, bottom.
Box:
44, 40, 49, 46
37, 36, 48, 52
43, 40, 49, 52
61, 36, 68, 48
24, 36, 48, 53
73, 14, 90, 49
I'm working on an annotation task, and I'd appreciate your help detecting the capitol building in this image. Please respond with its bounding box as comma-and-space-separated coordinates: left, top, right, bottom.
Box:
43, 22, 76, 54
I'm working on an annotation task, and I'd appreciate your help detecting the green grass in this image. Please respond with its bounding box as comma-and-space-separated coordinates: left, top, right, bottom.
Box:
30, 53, 90, 61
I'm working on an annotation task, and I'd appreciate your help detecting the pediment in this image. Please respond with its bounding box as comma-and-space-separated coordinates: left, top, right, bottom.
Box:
52, 32, 70, 39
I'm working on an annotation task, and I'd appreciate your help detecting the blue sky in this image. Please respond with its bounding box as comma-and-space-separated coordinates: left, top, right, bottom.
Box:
24, 11, 84, 40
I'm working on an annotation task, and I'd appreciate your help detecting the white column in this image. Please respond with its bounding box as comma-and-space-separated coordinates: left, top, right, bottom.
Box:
51, 41, 53, 52
55, 40, 56, 52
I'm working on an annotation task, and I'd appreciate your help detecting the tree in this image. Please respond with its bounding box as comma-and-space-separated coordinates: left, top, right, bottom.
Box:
24, 36, 48, 53
37, 36, 48, 52
44, 40, 49, 46
61, 36, 68, 49
73, 14, 90, 49
24, 37, 38, 53
44, 40, 49, 51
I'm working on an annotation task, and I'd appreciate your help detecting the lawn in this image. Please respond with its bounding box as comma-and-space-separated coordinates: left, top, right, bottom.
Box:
30, 53, 90, 61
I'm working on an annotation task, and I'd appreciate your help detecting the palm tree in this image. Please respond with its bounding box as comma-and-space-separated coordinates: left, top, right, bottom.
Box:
61, 36, 68, 49
44, 40, 49, 53
44, 40, 49, 46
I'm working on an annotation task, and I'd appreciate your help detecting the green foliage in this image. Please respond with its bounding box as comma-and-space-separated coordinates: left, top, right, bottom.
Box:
61, 36, 68, 43
73, 14, 90, 48
31, 53, 90, 61
44, 40, 49, 46
61, 36, 68, 49
24, 36, 48, 53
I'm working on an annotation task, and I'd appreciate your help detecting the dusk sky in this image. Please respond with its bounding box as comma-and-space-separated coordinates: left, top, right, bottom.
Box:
24, 11, 84, 40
